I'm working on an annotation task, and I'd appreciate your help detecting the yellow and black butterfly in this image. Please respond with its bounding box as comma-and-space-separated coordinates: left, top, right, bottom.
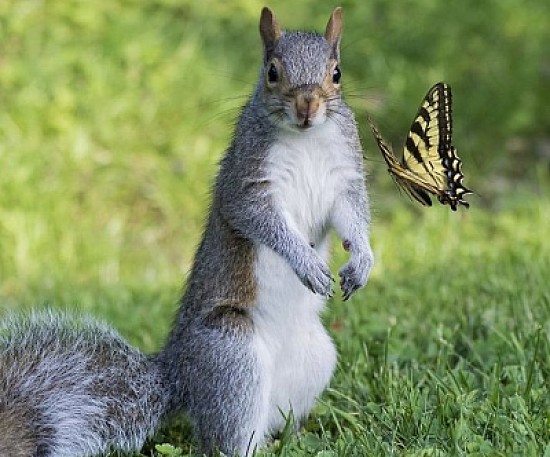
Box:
368, 82, 471, 211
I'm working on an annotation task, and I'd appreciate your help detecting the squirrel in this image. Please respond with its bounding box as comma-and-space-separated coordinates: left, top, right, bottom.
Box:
0, 6, 374, 457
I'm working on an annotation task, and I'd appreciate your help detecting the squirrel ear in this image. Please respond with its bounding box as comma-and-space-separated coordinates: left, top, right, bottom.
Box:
325, 7, 343, 59
259, 7, 282, 63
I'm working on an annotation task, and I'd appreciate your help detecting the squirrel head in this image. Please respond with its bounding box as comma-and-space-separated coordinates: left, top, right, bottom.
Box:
259, 7, 343, 131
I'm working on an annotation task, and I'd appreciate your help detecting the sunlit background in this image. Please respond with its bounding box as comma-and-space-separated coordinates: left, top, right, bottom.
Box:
1, 1, 548, 454
1, 0, 547, 294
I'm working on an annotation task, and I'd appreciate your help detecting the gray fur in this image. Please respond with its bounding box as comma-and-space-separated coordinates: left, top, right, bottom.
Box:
0, 8, 373, 457
0, 311, 167, 457
210, 33, 343, 297
159, 323, 261, 456
0, 400, 43, 457
159, 10, 372, 455
276, 32, 332, 87
215, 94, 334, 297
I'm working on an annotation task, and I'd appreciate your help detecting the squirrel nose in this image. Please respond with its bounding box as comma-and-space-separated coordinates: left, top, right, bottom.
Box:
295, 93, 320, 127
297, 101, 312, 121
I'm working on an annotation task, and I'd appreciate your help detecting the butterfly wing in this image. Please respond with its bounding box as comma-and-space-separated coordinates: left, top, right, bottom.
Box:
368, 82, 472, 210
401, 82, 472, 210
367, 116, 437, 207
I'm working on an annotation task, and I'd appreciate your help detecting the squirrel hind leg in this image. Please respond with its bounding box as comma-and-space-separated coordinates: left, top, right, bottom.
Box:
176, 326, 269, 456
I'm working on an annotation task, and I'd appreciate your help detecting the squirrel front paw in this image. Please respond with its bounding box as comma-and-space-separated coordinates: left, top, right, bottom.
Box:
294, 250, 333, 297
339, 246, 374, 301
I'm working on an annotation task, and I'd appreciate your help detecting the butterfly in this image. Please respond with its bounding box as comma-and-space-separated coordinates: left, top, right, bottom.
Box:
367, 82, 471, 211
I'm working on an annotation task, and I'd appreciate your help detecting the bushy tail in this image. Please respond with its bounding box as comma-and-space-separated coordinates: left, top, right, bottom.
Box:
0, 400, 44, 457
0, 311, 167, 457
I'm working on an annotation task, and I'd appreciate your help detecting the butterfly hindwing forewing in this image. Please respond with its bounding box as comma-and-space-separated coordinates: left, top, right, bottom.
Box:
367, 82, 472, 210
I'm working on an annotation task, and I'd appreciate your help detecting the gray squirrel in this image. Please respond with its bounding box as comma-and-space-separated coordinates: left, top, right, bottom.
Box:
0, 6, 374, 457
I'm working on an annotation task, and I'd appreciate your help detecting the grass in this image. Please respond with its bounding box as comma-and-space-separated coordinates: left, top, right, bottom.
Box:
319, 198, 550, 457
1, 1, 549, 456
3, 190, 549, 456
140, 193, 549, 457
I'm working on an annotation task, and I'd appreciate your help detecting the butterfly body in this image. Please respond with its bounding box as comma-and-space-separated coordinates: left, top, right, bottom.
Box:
368, 82, 471, 211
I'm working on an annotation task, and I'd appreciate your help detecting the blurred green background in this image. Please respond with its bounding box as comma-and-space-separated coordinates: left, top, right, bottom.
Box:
1, 2, 549, 454
0, 0, 549, 340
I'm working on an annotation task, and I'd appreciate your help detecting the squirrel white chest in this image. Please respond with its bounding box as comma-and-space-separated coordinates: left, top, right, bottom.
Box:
251, 120, 357, 437
264, 120, 357, 240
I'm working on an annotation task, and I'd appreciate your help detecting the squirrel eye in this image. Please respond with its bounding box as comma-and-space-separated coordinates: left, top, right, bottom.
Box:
332, 66, 341, 84
267, 63, 278, 83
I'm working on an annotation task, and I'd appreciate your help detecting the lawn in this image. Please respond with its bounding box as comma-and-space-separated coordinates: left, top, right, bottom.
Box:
1, 1, 549, 456
147, 195, 550, 457
5, 192, 548, 457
